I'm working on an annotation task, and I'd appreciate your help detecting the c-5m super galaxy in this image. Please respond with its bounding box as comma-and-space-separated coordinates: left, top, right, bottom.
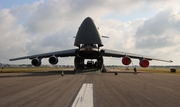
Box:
10, 17, 172, 72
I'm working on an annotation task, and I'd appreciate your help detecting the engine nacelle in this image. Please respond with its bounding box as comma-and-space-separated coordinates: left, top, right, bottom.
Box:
139, 59, 149, 68
49, 56, 58, 65
122, 56, 131, 65
31, 58, 41, 66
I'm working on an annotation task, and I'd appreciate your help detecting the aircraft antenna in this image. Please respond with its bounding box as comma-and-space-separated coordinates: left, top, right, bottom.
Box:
102, 36, 109, 38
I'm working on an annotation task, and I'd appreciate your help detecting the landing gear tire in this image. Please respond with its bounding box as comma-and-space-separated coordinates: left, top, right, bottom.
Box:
101, 64, 106, 72
101, 68, 106, 72
74, 68, 76, 74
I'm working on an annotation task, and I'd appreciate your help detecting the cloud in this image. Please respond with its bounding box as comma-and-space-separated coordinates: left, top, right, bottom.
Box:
132, 7, 180, 64
0, 0, 179, 65
135, 8, 180, 50
99, 18, 145, 52
0, 9, 29, 60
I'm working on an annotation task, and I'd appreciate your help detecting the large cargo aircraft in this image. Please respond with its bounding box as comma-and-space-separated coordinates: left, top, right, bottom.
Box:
10, 17, 172, 72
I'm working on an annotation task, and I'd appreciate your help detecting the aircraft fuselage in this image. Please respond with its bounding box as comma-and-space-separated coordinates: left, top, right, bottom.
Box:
73, 17, 104, 69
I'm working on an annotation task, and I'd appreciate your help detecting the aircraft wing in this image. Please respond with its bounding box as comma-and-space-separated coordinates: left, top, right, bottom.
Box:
9, 48, 78, 61
100, 49, 172, 62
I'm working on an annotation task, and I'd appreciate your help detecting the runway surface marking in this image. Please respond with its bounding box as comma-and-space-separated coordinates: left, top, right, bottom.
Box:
72, 83, 93, 107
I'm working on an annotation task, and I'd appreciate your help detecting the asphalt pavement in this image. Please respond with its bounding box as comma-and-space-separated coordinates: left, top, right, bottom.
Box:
0, 70, 180, 107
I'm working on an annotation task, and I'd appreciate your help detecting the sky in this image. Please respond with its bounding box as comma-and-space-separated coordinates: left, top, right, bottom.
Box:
0, 0, 180, 66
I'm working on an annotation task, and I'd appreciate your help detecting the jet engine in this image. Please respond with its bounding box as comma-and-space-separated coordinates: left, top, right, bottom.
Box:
49, 56, 58, 65
122, 56, 131, 65
139, 59, 149, 68
31, 58, 41, 66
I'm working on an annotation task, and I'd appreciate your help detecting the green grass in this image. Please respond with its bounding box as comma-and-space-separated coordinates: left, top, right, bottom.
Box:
0, 67, 64, 73
115, 67, 180, 75
1, 67, 180, 75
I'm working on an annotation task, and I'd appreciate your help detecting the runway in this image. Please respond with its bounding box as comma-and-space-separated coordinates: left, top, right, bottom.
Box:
0, 70, 180, 107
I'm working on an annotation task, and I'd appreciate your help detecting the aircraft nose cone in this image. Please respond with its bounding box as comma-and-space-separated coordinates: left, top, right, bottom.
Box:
84, 17, 92, 21
74, 17, 103, 47
79, 17, 97, 30
84, 17, 93, 23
